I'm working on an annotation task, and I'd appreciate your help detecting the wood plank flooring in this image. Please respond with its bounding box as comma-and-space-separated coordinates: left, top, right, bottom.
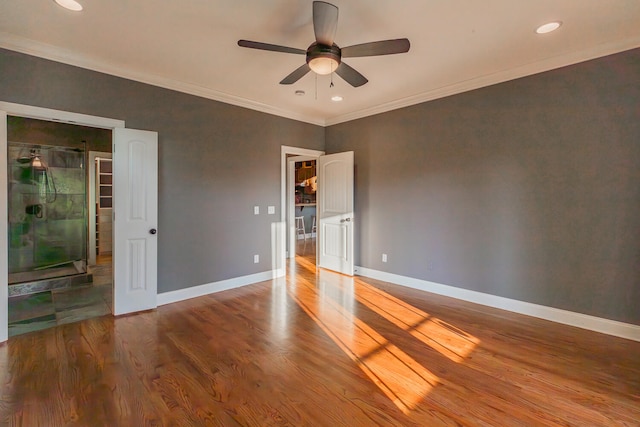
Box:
1, 254, 639, 426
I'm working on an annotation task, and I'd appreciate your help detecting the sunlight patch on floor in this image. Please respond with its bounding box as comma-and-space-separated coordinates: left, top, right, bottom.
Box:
353, 278, 480, 363
289, 275, 438, 414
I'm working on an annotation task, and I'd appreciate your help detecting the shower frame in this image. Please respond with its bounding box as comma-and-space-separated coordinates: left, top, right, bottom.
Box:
7, 141, 89, 286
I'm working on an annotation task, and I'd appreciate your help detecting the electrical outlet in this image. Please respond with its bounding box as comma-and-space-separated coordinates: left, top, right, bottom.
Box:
382, 253, 388, 263
254, 254, 259, 263
254, 206, 259, 215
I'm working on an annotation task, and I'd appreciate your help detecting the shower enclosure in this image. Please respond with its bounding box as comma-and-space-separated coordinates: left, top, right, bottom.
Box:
7, 142, 89, 288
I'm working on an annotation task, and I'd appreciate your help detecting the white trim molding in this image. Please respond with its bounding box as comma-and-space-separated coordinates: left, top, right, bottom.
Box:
3, 31, 639, 127
157, 270, 276, 306
355, 266, 640, 342
0, 34, 324, 127
0, 101, 124, 129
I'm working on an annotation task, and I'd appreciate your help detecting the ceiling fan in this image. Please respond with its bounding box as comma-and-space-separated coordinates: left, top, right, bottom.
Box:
238, 1, 410, 88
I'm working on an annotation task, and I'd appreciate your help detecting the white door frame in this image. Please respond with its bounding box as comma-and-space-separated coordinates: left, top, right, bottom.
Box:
0, 101, 125, 343
280, 146, 324, 266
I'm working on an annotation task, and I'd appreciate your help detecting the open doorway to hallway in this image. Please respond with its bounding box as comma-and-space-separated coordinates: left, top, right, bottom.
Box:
292, 158, 318, 264
281, 146, 323, 272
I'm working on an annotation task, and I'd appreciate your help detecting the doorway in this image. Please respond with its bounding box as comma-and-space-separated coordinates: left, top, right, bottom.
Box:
1, 102, 128, 343
5, 116, 113, 337
281, 146, 323, 269
2, 102, 158, 343
281, 146, 355, 276
291, 158, 318, 263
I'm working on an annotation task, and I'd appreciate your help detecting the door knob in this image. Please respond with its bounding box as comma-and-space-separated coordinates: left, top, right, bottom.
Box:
149, 228, 157, 235
340, 218, 352, 223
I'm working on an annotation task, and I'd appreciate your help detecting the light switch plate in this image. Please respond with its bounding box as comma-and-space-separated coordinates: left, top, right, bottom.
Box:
268, 206, 275, 214
254, 206, 259, 215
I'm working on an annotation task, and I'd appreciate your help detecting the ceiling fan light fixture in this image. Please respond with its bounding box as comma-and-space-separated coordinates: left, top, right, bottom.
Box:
306, 42, 341, 75
308, 57, 339, 75
536, 21, 562, 34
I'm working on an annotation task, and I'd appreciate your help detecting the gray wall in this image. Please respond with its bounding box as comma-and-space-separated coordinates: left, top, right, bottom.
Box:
2, 46, 639, 325
0, 48, 325, 293
326, 49, 640, 325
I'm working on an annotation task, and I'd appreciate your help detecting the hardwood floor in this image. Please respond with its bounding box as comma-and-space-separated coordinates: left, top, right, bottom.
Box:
1, 253, 639, 426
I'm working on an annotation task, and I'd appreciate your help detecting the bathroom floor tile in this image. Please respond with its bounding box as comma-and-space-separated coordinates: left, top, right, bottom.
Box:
8, 314, 58, 337
9, 260, 113, 337
8, 292, 55, 323
56, 304, 111, 325
52, 285, 105, 311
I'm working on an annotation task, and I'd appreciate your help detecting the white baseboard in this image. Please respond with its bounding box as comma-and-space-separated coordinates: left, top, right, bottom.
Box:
355, 266, 640, 342
157, 270, 277, 306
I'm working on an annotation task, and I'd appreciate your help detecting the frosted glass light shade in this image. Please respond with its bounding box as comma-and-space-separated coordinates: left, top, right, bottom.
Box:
309, 57, 339, 75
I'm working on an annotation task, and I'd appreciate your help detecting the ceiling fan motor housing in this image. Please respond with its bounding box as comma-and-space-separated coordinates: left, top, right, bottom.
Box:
306, 43, 341, 74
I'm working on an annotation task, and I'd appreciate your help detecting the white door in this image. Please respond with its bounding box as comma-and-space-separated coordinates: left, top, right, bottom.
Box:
317, 151, 354, 275
113, 128, 158, 315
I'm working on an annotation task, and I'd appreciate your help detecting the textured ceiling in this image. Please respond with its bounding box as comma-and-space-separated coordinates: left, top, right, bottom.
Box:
1, 0, 639, 126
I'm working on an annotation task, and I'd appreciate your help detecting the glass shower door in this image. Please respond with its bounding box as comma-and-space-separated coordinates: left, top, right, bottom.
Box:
8, 142, 88, 284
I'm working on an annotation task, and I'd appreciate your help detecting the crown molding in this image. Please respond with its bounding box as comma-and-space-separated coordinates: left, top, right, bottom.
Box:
1, 32, 639, 128
0, 32, 325, 126
324, 36, 640, 126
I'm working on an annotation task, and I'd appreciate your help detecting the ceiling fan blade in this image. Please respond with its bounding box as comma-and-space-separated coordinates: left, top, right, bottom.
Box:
280, 64, 312, 85
335, 62, 368, 87
341, 38, 411, 58
238, 40, 306, 55
313, 1, 339, 46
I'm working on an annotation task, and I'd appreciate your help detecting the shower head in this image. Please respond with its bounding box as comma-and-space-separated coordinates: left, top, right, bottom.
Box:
17, 149, 37, 163
17, 148, 36, 164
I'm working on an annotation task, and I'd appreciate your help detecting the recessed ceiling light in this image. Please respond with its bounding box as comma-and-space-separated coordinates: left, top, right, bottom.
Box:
536, 21, 562, 34
54, 0, 83, 11
295, 90, 305, 96
331, 95, 343, 102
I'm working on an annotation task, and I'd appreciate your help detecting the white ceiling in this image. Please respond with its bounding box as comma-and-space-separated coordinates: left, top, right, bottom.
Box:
1, 1, 639, 126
